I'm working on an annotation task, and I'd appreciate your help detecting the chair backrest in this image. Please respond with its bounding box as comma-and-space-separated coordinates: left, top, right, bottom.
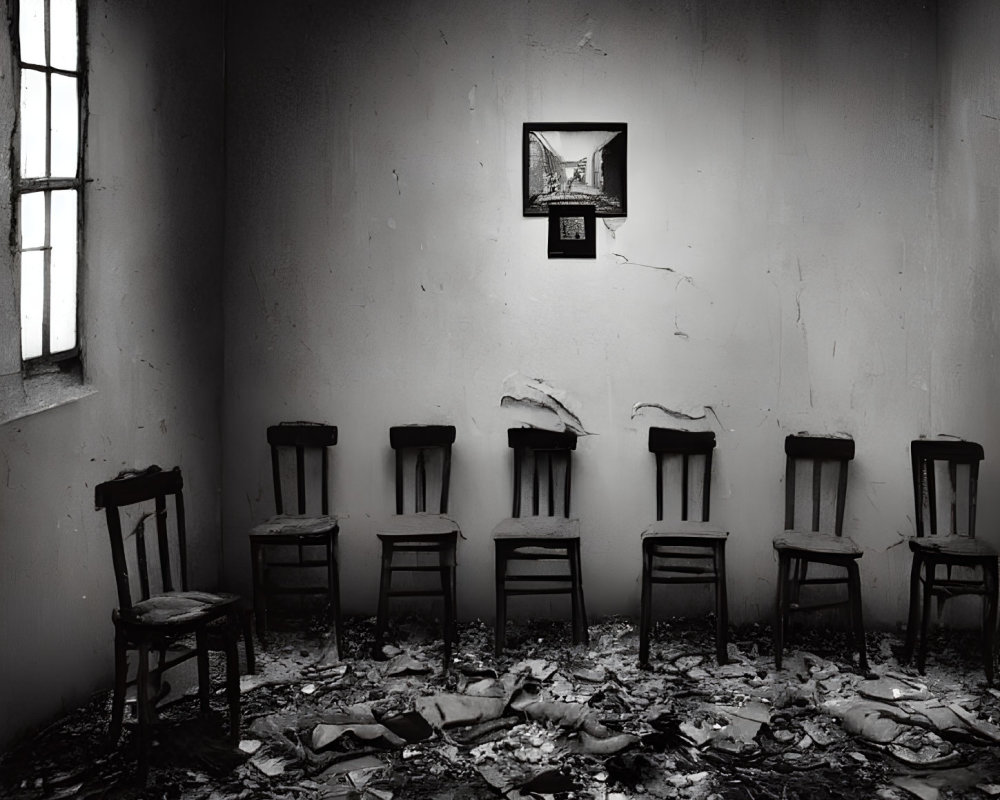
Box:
784, 435, 855, 535
267, 422, 338, 515
508, 428, 577, 518
911, 439, 984, 539
95, 466, 188, 613
648, 428, 716, 522
389, 425, 456, 514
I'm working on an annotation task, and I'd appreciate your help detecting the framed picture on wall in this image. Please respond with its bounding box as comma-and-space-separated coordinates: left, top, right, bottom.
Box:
523, 122, 627, 217
547, 204, 596, 258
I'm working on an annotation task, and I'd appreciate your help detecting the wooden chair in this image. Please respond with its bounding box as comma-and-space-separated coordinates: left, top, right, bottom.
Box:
639, 428, 728, 666
95, 466, 247, 776
374, 425, 461, 667
493, 428, 587, 653
249, 422, 341, 653
903, 439, 998, 683
773, 435, 867, 671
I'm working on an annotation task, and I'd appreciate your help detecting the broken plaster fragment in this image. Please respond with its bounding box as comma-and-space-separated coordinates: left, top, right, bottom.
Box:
631, 402, 707, 421
500, 373, 589, 435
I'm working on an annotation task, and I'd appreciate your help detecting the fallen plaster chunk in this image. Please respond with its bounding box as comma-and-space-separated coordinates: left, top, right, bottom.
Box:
500, 373, 589, 435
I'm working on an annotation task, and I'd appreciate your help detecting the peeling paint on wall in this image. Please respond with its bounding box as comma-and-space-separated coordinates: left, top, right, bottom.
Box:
500, 372, 589, 435
630, 401, 707, 421
602, 218, 625, 239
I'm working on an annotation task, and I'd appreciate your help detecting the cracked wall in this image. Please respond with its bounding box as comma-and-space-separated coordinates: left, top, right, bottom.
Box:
221, 1, 996, 635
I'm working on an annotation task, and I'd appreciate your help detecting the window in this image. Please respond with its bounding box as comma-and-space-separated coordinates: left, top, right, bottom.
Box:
15, 0, 84, 367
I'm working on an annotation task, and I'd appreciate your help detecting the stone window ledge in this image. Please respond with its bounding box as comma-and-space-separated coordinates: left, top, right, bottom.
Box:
0, 369, 97, 426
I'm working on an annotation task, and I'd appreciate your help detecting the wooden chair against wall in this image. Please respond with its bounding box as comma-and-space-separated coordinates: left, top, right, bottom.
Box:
95, 466, 247, 776
903, 439, 998, 684
493, 428, 587, 654
773, 435, 867, 671
374, 425, 461, 667
639, 428, 728, 666
249, 422, 341, 653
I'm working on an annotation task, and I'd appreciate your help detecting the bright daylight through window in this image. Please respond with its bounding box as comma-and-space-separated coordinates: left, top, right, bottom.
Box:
16, 0, 82, 365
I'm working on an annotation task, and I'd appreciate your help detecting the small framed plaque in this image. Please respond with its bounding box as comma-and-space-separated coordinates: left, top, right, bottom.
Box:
547, 204, 596, 259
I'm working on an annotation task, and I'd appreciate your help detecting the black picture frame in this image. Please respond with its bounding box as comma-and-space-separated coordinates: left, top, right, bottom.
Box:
547, 204, 596, 259
523, 122, 627, 217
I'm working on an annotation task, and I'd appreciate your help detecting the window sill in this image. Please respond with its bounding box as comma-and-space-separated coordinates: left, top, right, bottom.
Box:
0, 369, 97, 426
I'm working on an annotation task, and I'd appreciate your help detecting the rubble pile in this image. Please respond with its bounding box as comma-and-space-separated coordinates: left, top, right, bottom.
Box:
3, 615, 1000, 799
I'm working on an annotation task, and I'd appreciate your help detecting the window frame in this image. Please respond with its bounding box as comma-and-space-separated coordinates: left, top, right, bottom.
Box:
11, 0, 87, 375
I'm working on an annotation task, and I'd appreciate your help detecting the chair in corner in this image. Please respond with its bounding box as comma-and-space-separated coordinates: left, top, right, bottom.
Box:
493, 428, 587, 654
902, 438, 998, 684
95, 466, 249, 777
249, 422, 341, 654
373, 425, 461, 668
773, 434, 867, 672
639, 428, 728, 667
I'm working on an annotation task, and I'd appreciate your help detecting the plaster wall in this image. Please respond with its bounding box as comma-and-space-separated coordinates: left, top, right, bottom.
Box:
0, 0, 226, 747
933, 1, 1000, 454
222, 1, 966, 630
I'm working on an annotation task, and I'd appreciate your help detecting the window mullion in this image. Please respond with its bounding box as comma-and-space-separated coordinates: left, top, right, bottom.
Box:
43, 0, 50, 69
41, 190, 51, 357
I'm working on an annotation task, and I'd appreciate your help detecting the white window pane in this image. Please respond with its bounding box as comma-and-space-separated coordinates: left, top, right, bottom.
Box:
20, 192, 45, 249
19, 0, 45, 66
20, 250, 44, 360
21, 69, 47, 178
51, 74, 77, 177
50, 0, 78, 72
49, 190, 77, 353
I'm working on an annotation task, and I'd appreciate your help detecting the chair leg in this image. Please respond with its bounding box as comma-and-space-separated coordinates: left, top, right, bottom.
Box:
225, 618, 241, 744
775, 551, 790, 669
440, 542, 455, 669
196, 629, 211, 715
715, 543, 729, 665
572, 540, 589, 645
568, 543, 582, 644
135, 641, 152, 778
251, 540, 267, 648
242, 609, 256, 675
639, 542, 654, 667
847, 560, 868, 672
791, 558, 806, 609
983, 559, 998, 686
328, 533, 344, 658
902, 552, 923, 664
917, 558, 936, 674
494, 544, 507, 655
373, 541, 393, 657
108, 629, 128, 749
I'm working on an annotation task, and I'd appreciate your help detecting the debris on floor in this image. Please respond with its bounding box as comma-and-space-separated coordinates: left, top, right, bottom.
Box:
3, 614, 1000, 799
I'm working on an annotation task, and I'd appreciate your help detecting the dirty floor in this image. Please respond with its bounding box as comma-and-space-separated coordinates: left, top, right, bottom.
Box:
3, 614, 1000, 800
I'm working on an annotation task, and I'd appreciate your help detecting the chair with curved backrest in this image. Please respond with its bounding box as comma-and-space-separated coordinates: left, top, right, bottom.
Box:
493, 428, 587, 654
903, 439, 998, 684
249, 422, 341, 653
639, 428, 728, 666
374, 425, 461, 667
95, 466, 246, 776
773, 434, 867, 671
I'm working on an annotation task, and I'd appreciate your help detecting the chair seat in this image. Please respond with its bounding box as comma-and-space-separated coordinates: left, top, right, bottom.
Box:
378, 512, 460, 538
119, 590, 240, 626
250, 513, 338, 538
773, 531, 861, 557
909, 535, 997, 558
493, 515, 580, 540
642, 520, 728, 540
